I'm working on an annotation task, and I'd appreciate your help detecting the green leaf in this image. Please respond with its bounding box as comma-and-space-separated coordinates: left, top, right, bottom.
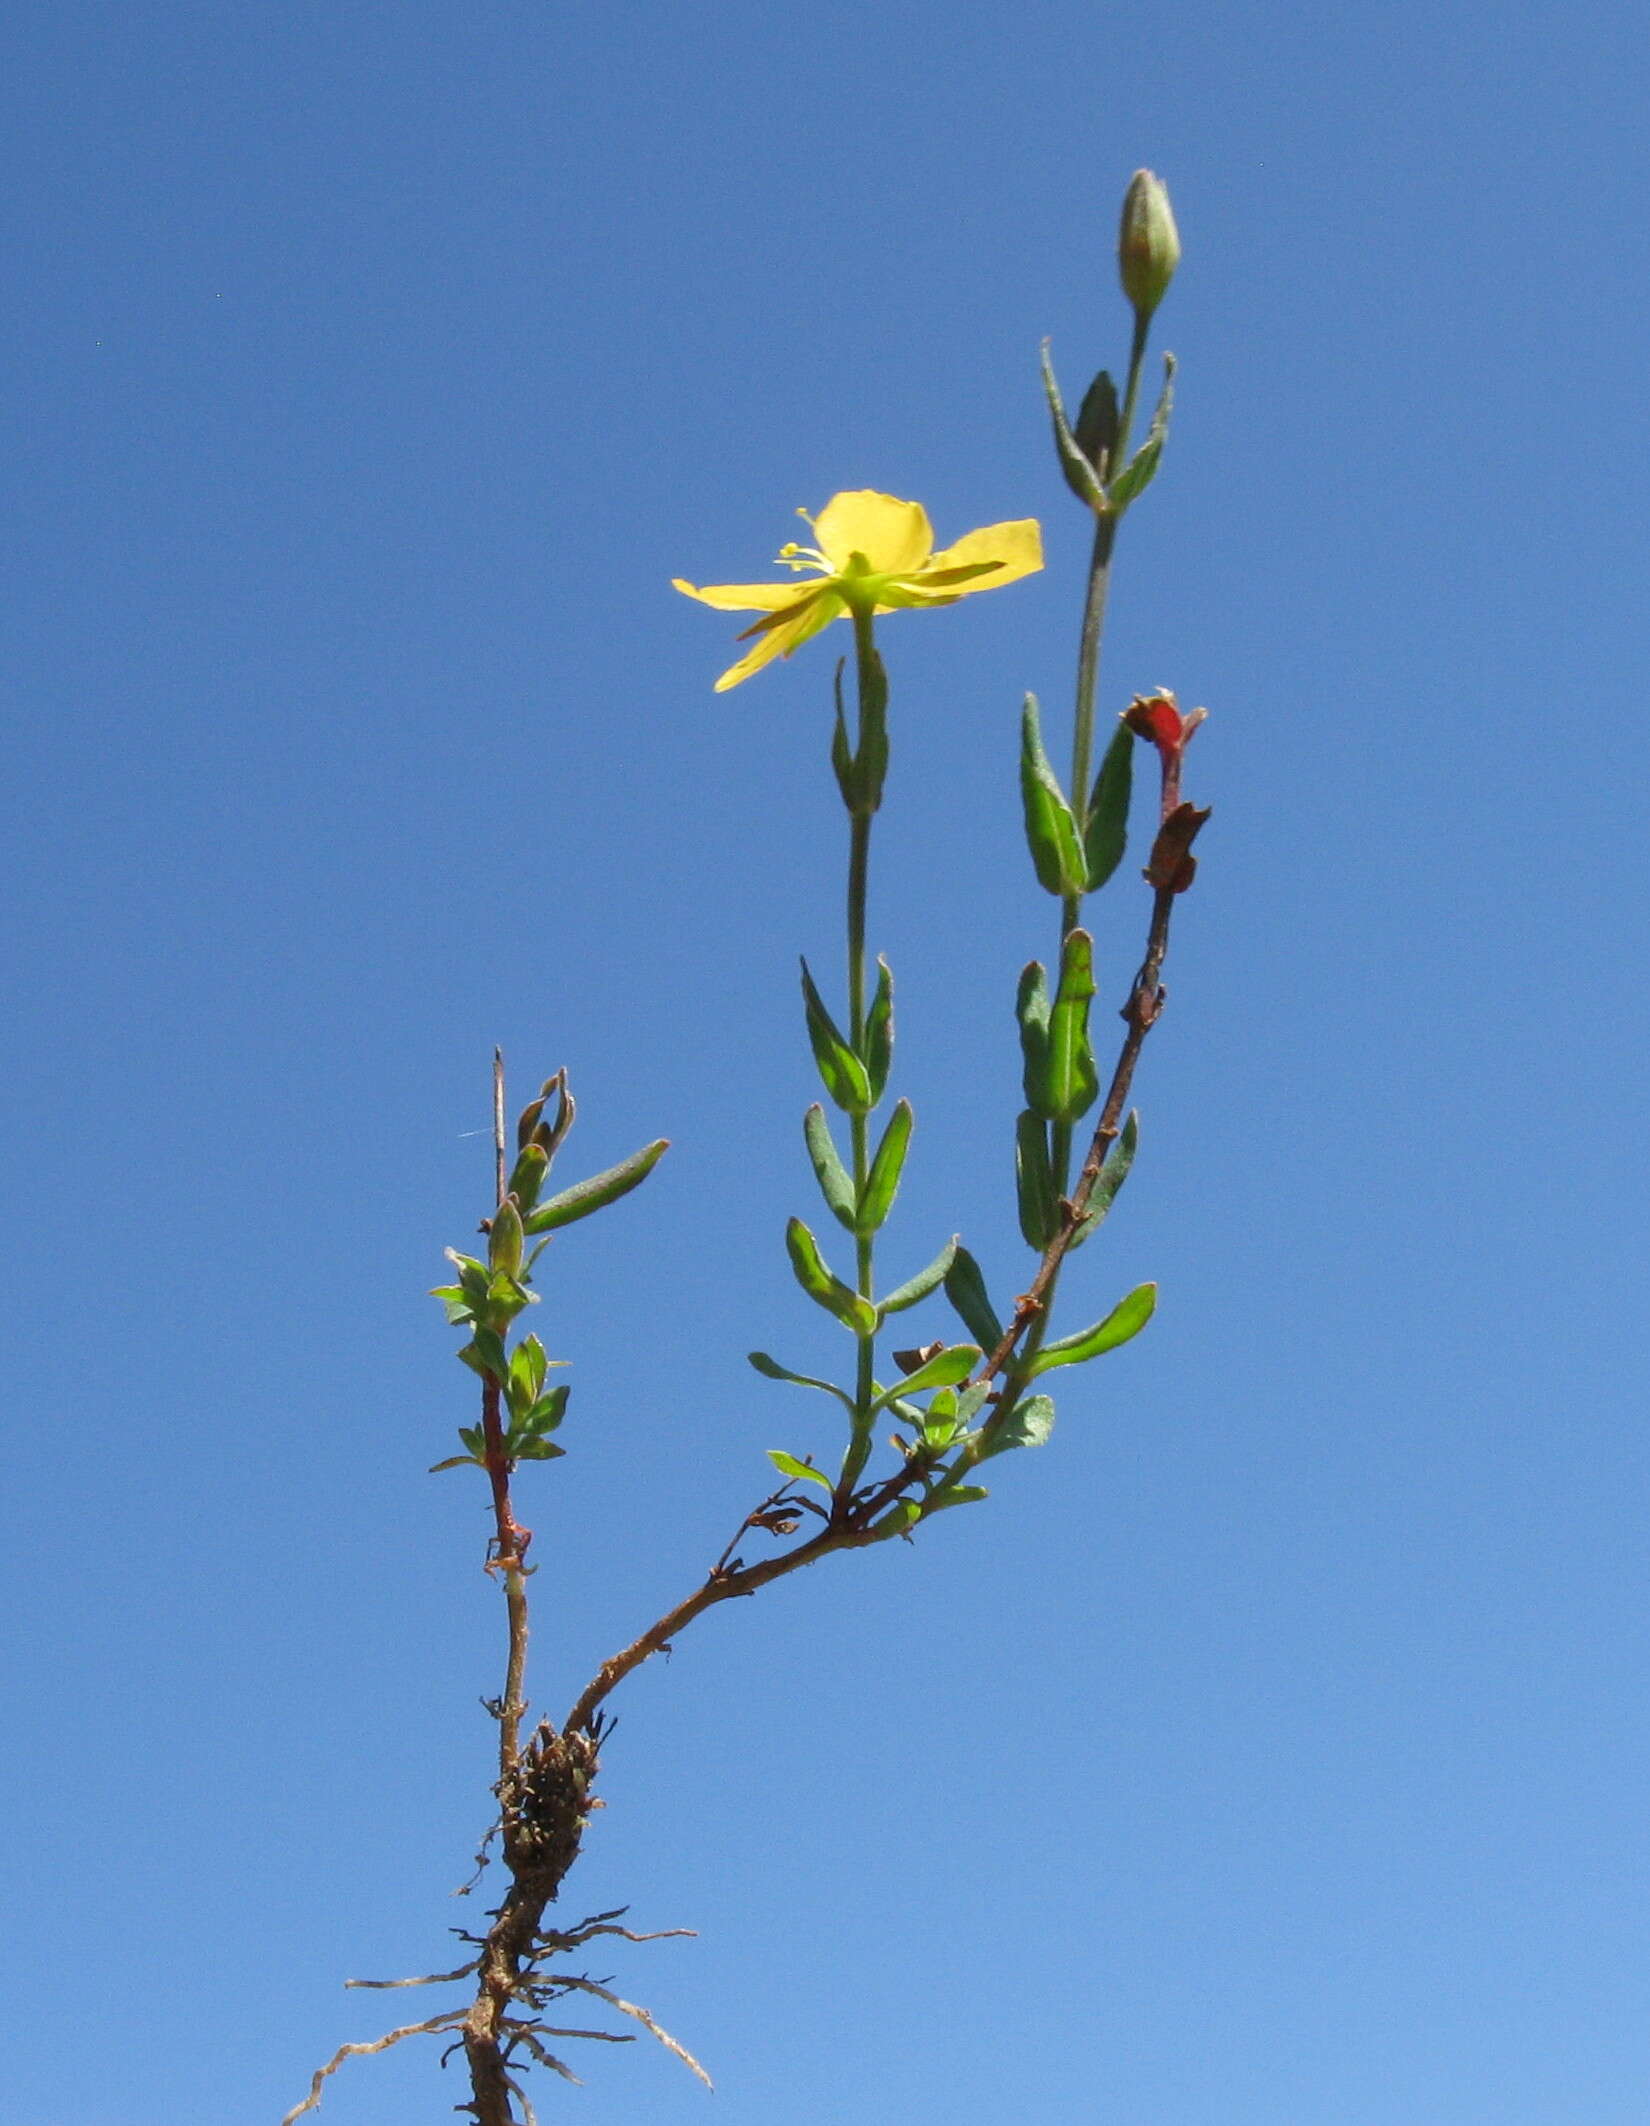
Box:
944, 1246, 1004, 1352
1029, 1281, 1157, 1375
1108, 353, 1176, 510
747, 1350, 855, 1412
800, 959, 873, 1114
766, 1449, 834, 1492
923, 1482, 989, 1514
446, 1250, 492, 1302
877, 1236, 958, 1320
1043, 928, 1099, 1125
871, 1497, 924, 1541
857, 1098, 912, 1235
1040, 341, 1108, 513
506, 1141, 550, 1214
803, 1104, 857, 1231
459, 1424, 486, 1457
1015, 1110, 1059, 1250
429, 1453, 480, 1473
920, 1396, 962, 1449
522, 1138, 669, 1234
986, 1393, 1056, 1453
1070, 1111, 1139, 1250
513, 1437, 566, 1461
519, 1383, 569, 1435
872, 1343, 979, 1411
862, 956, 894, 1105
430, 1284, 476, 1327
1073, 367, 1120, 476
785, 1217, 877, 1336
485, 1269, 535, 1319
488, 1196, 525, 1277
1084, 719, 1134, 891
458, 1326, 508, 1382
508, 1334, 549, 1406
1020, 695, 1087, 899
1017, 961, 1051, 1114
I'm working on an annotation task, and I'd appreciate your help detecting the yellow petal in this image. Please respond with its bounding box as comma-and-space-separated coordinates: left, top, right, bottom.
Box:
673, 577, 811, 613
813, 491, 934, 575
921, 518, 1044, 594
713, 589, 843, 691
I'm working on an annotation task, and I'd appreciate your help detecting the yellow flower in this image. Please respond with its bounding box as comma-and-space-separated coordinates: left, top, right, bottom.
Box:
674, 489, 1044, 691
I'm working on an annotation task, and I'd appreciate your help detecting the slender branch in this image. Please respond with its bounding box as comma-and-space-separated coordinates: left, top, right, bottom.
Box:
564, 829, 1195, 1734
346, 1960, 479, 1990
557, 1979, 714, 2089
283, 2013, 468, 2124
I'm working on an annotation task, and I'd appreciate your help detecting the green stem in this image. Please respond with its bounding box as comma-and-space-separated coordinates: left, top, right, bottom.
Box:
1034, 312, 1153, 1387
1062, 309, 1150, 946
842, 605, 880, 1497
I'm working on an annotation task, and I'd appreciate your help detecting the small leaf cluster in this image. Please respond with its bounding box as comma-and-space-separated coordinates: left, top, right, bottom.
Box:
428, 1073, 668, 1476
1013, 694, 1150, 1251
1041, 342, 1176, 521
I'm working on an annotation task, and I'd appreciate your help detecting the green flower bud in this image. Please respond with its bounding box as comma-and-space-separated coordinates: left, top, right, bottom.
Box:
1118, 169, 1180, 319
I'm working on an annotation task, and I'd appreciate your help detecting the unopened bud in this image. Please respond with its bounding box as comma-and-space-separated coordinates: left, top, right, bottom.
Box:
1118, 170, 1180, 319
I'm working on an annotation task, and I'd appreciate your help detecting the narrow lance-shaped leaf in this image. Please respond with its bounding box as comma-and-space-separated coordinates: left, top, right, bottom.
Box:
877, 1236, 959, 1320
1083, 718, 1134, 892
747, 1350, 855, 1413
1044, 928, 1100, 1124
1029, 1281, 1157, 1375
830, 663, 856, 811
1017, 960, 1051, 1115
944, 1245, 1004, 1352
803, 1105, 856, 1231
1016, 1109, 1060, 1250
766, 1449, 833, 1492
862, 956, 894, 1106
1070, 1110, 1140, 1250
1039, 340, 1107, 513
1108, 353, 1176, 511
784, 1217, 877, 1337
522, 1138, 669, 1235
1020, 695, 1088, 899
857, 1098, 912, 1235
871, 1342, 980, 1411
800, 958, 873, 1114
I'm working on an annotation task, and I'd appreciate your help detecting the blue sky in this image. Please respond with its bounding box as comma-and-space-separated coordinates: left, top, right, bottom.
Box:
4, 2, 1649, 2121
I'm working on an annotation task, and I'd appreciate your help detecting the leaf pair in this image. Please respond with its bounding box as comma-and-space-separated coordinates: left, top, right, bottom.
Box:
783, 1220, 958, 1335
1020, 696, 1133, 901
1017, 929, 1100, 1130
801, 958, 892, 1116
1041, 342, 1176, 517
803, 1101, 911, 1237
